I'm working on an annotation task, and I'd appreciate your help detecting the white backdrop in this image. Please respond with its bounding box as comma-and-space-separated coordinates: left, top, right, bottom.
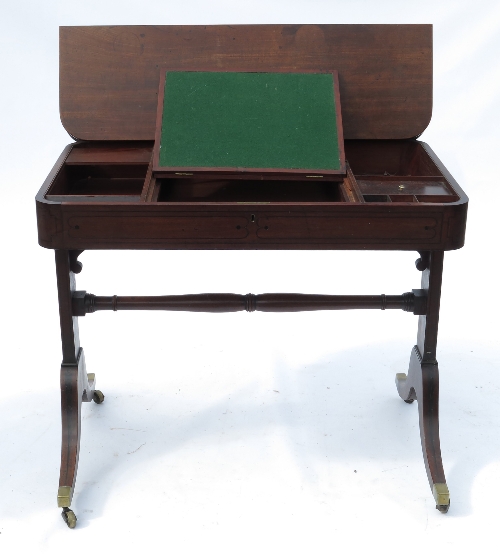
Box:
1, 1, 499, 552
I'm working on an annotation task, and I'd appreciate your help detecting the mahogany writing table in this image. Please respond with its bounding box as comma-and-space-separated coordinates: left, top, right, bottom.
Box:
36, 24, 468, 528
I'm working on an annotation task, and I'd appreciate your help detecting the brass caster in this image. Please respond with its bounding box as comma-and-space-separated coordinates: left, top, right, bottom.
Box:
433, 483, 450, 513
93, 390, 105, 404
436, 502, 450, 514
61, 507, 77, 528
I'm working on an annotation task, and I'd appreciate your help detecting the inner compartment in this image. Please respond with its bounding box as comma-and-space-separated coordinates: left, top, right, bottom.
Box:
58, 165, 146, 195
44, 140, 461, 206
344, 140, 459, 203
156, 177, 344, 203
345, 140, 441, 176
46, 142, 152, 202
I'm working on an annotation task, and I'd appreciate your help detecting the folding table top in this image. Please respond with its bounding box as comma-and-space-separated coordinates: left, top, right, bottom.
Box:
59, 25, 432, 141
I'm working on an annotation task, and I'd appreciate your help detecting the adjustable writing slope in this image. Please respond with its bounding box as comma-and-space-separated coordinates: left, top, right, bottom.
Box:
36, 24, 467, 528
153, 70, 345, 178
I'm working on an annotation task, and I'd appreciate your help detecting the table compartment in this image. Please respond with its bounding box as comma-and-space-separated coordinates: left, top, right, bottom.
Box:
41, 140, 463, 207
45, 143, 152, 202
345, 140, 442, 177
37, 140, 468, 251
345, 140, 460, 204
358, 178, 458, 204
155, 176, 346, 203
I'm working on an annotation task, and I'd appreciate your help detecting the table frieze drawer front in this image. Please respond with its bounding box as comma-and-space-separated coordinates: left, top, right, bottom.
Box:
67, 215, 250, 240
257, 215, 440, 242
60, 210, 446, 249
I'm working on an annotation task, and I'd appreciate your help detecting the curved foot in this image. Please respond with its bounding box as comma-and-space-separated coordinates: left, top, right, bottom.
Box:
396, 346, 450, 513
59, 351, 101, 517
61, 507, 77, 528
93, 390, 105, 404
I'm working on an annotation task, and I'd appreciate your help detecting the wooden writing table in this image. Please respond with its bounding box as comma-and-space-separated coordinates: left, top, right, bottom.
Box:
36, 24, 468, 528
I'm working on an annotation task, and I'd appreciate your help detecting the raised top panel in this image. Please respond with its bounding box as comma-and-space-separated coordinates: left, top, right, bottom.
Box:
60, 24, 432, 141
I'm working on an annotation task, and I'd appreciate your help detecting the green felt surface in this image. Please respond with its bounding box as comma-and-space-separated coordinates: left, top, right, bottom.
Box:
159, 71, 340, 171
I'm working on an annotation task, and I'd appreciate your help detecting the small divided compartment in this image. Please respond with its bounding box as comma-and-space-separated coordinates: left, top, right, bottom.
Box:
45, 142, 153, 202
344, 140, 460, 204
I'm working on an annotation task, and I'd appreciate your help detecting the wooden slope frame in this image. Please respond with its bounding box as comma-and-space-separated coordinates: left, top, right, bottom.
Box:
152, 69, 346, 180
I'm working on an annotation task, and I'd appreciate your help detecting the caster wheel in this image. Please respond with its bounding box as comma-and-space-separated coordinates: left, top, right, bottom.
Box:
61, 507, 77, 528
93, 390, 105, 404
404, 399, 414, 404
436, 502, 450, 514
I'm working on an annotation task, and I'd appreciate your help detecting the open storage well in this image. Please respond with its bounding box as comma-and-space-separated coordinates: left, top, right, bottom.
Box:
345, 140, 459, 204
152, 140, 459, 204
44, 140, 460, 205
156, 178, 343, 203
45, 142, 152, 202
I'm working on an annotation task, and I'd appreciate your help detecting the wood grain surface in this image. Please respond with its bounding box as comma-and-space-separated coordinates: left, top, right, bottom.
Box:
60, 25, 432, 141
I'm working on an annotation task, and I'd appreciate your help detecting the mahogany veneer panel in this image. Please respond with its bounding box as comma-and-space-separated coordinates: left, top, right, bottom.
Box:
60, 25, 432, 141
